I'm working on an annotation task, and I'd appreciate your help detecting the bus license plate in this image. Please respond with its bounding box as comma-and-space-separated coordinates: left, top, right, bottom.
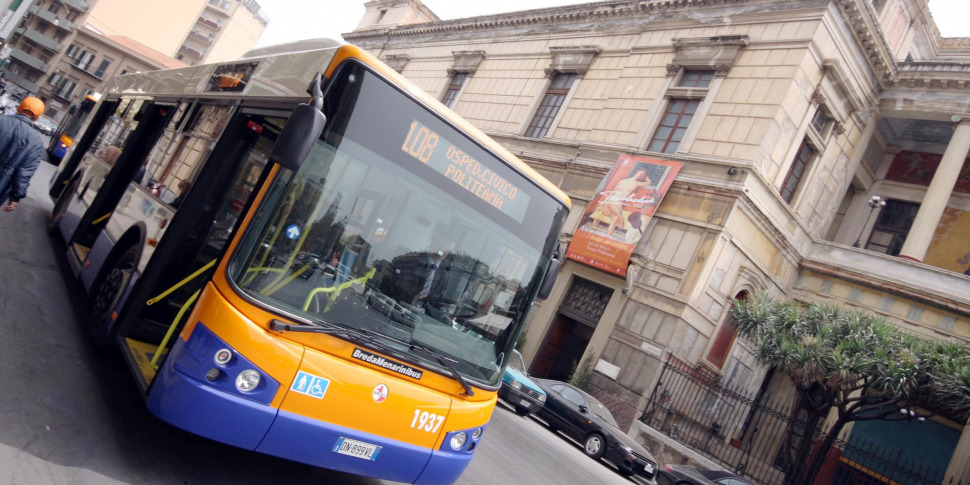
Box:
333, 437, 381, 460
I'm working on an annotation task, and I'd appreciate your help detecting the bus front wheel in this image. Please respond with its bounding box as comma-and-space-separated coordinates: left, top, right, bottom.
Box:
89, 246, 137, 349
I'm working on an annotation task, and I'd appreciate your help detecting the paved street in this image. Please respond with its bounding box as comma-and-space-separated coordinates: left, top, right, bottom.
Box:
0, 160, 641, 485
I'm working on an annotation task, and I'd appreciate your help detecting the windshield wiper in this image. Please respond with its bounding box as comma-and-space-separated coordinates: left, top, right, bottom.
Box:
408, 342, 475, 397
270, 319, 391, 351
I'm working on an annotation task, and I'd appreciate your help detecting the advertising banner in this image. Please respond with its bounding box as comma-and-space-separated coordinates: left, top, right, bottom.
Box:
566, 155, 682, 277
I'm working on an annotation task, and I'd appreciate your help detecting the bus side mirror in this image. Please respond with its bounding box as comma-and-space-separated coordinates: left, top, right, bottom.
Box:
537, 243, 562, 300
271, 72, 326, 171
270, 103, 326, 171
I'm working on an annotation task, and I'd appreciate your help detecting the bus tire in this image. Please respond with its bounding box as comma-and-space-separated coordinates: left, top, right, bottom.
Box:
48, 176, 79, 235
88, 246, 137, 350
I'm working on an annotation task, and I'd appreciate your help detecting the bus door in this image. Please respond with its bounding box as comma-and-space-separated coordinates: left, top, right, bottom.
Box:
48, 93, 100, 166
48, 99, 117, 200
108, 110, 283, 390
54, 100, 174, 266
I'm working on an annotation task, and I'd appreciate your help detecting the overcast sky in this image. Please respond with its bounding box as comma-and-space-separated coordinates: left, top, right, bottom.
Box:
254, 0, 970, 48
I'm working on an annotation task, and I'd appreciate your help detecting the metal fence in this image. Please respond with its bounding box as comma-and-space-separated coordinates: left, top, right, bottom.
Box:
640, 354, 953, 485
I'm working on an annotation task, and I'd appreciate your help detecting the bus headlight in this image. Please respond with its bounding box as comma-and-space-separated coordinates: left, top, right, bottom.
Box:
449, 431, 467, 450
235, 369, 261, 392
510, 380, 522, 390
538, 393, 546, 402
440, 425, 487, 454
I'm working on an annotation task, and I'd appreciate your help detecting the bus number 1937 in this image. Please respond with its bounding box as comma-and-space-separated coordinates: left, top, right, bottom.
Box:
411, 410, 444, 433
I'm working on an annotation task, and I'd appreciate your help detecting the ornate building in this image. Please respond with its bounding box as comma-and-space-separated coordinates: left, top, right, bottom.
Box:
346, 0, 970, 481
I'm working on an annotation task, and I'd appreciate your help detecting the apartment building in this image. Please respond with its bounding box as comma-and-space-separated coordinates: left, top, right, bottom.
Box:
0, 0, 265, 120
84, 0, 268, 66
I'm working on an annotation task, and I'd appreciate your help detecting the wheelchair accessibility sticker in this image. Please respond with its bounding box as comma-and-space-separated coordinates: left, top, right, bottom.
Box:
291, 371, 330, 399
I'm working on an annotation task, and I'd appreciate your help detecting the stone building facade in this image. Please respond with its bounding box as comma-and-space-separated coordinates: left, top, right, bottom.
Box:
346, 0, 970, 481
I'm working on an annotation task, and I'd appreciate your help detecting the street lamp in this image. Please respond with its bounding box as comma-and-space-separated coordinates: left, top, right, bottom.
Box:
852, 195, 886, 248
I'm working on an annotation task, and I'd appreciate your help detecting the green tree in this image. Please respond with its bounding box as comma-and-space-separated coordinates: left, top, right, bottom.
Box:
731, 292, 970, 485
569, 351, 596, 391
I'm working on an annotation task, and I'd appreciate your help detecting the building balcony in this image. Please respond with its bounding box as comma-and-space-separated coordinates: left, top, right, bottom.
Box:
187, 30, 212, 45
196, 16, 221, 30
8, 48, 48, 72
0, 68, 41, 94
56, 0, 89, 13
28, 5, 75, 32
15, 27, 62, 53
204, 2, 231, 16
801, 240, 970, 336
178, 43, 205, 58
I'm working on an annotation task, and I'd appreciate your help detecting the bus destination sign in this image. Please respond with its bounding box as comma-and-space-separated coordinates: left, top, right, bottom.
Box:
401, 120, 529, 222
206, 62, 259, 92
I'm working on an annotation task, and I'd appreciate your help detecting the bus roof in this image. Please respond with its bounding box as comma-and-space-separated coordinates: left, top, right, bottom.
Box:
104, 40, 570, 208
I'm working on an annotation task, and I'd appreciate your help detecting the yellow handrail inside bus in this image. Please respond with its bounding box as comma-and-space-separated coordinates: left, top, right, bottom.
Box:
302, 267, 376, 311
260, 262, 318, 296
150, 288, 201, 369
146, 259, 217, 305
244, 266, 286, 275
92, 212, 113, 225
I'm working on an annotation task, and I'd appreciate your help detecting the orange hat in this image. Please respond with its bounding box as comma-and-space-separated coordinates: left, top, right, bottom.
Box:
17, 96, 45, 120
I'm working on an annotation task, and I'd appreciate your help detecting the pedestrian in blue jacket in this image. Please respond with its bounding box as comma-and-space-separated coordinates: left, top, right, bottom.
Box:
0, 96, 45, 212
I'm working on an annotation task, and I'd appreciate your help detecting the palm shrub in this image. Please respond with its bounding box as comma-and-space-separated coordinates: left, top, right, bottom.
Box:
731, 292, 970, 485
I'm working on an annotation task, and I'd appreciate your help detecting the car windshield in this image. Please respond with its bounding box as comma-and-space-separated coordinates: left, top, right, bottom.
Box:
581, 389, 619, 428
228, 61, 566, 388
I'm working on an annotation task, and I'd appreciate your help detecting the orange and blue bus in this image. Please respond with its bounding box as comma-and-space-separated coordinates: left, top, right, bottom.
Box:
46, 39, 569, 484
47, 92, 101, 166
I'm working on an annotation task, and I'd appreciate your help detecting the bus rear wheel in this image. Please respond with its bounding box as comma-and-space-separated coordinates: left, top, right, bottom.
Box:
89, 247, 137, 349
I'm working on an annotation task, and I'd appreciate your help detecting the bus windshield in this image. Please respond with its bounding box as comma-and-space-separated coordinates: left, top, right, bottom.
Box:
229, 61, 566, 388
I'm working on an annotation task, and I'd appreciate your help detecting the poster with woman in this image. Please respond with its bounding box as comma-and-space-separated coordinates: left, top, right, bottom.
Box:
566, 155, 682, 277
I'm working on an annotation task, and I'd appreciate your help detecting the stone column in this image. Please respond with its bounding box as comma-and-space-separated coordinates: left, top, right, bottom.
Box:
944, 419, 970, 483
898, 119, 970, 262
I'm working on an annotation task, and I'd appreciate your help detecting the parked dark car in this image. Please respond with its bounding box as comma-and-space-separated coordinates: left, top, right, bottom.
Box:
31, 117, 55, 136
534, 378, 658, 480
499, 350, 546, 416
655, 464, 756, 485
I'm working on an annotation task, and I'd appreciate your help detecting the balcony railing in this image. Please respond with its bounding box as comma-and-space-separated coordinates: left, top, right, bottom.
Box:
28, 5, 76, 32
899, 61, 970, 73
802, 241, 970, 330
196, 16, 221, 30
178, 43, 205, 58
204, 2, 231, 16
8, 48, 48, 72
0, 68, 41, 94
56, 0, 89, 13
16, 27, 62, 53
187, 31, 212, 45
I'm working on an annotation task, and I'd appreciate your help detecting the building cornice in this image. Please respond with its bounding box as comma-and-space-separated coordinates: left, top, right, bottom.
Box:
345, 0, 813, 42
348, 0, 934, 92
832, 0, 897, 86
